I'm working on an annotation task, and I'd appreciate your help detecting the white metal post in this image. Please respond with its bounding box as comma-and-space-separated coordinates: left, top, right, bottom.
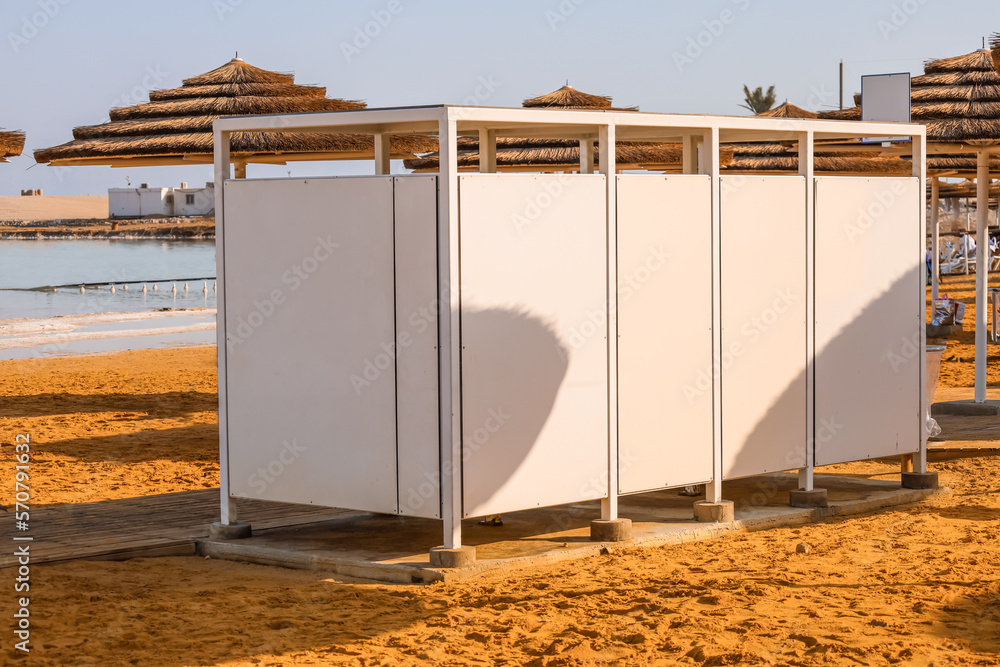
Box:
798, 131, 815, 491
682, 135, 698, 175
213, 127, 238, 525
703, 127, 723, 503
438, 113, 463, 548
599, 123, 619, 521
479, 127, 496, 173
976, 150, 989, 403
579, 138, 595, 174
931, 177, 940, 304
374, 133, 390, 175
914, 134, 929, 473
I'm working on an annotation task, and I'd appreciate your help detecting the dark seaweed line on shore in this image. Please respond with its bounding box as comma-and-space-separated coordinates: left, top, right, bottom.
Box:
2, 216, 214, 228
0, 232, 215, 239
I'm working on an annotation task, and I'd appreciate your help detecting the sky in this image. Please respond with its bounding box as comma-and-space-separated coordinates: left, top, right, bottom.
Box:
0, 0, 994, 196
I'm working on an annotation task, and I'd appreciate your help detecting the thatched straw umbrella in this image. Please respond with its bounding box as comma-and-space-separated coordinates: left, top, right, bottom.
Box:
723, 102, 912, 175
405, 136, 735, 172
34, 58, 434, 176
520, 84, 638, 111
404, 84, 728, 173
755, 101, 817, 119
0, 128, 24, 162
823, 46, 1000, 403
726, 141, 912, 175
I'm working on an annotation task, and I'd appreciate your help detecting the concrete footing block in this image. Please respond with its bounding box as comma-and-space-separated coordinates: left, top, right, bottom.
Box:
789, 488, 828, 508
901, 471, 939, 490
209, 521, 252, 540
590, 518, 633, 542
429, 546, 476, 568
931, 400, 1000, 416
693, 500, 735, 523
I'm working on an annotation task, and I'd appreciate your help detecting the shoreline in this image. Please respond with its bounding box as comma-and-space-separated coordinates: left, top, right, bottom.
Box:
0, 215, 214, 239
0, 309, 217, 358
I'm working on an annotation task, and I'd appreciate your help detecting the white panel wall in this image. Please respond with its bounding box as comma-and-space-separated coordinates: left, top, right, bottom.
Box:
458, 174, 609, 518
139, 188, 171, 216
108, 189, 140, 217
393, 176, 442, 519
616, 175, 713, 493
815, 177, 921, 465
223, 177, 399, 514
174, 188, 215, 216
720, 176, 807, 479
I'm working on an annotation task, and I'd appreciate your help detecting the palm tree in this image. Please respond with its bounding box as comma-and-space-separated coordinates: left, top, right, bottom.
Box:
740, 85, 776, 114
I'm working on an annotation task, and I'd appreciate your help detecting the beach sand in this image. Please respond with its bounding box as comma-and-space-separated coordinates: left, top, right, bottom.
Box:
0, 346, 218, 508
0, 273, 997, 665
9, 455, 1000, 666
0, 195, 108, 222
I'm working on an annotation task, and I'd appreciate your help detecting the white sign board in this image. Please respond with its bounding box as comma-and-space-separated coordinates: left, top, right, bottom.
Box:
861, 72, 911, 143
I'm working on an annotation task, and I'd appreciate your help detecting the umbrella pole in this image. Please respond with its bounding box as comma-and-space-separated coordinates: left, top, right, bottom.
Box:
975, 150, 989, 403
234, 160, 247, 179
931, 177, 939, 303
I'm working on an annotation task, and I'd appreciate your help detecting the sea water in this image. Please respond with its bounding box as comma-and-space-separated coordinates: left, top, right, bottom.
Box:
0, 239, 217, 320
0, 239, 218, 358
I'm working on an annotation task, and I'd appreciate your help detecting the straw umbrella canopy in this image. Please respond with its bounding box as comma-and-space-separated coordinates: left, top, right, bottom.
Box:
725, 141, 912, 175
755, 101, 818, 119
822, 46, 1000, 403
404, 84, 730, 173
0, 128, 24, 162
405, 136, 736, 172
723, 102, 912, 175
34, 58, 435, 175
520, 84, 638, 111
820, 48, 1000, 173
934, 178, 1000, 200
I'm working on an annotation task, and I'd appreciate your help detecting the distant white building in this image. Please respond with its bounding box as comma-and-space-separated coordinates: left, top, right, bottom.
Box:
108, 182, 214, 218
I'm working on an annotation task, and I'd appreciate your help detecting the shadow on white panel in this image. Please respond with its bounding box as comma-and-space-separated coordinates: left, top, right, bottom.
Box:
459, 174, 609, 519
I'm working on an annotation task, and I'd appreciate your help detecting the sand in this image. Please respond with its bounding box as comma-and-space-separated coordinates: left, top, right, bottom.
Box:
930, 271, 1000, 387
0, 195, 108, 222
8, 455, 1000, 666
0, 347, 219, 508
0, 282, 998, 664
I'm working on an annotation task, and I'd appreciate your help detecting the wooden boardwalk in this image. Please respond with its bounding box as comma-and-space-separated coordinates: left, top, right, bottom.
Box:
0, 489, 357, 568
929, 409, 1000, 457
